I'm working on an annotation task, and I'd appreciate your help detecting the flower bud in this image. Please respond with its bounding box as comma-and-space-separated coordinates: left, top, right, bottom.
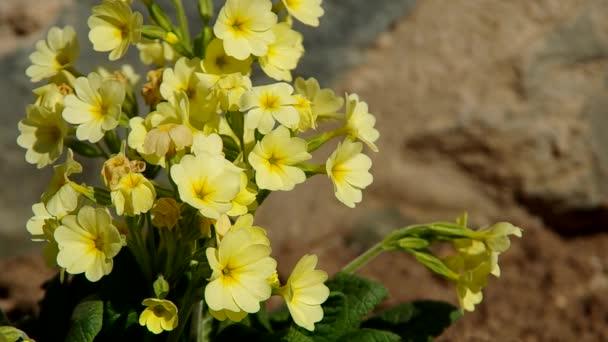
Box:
151, 198, 181, 230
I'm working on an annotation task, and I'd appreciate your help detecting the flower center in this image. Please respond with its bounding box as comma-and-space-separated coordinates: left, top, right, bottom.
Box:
260, 93, 280, 111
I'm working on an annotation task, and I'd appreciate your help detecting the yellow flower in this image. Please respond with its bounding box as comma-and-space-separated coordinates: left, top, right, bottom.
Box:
88, 0, 143, 60
282, 0, 324, 27
443, 239, 493, 312
54, 206, 123, 282
151, 198, 181, 230
344, 93, 379, 152
241, 83, 299, 134
279, 254, 329, 331
227, 172, 257, 217
477, 222, 522, 277
17, 103, 67, 169
202, 38, 252, 75
208, 308, 248, 322
205, 229, 277, 315
198, 72, 252, 112
26, 25, 79, 82
26, 202, 61, 267
214, 214, 269, 245
326, 139, 373, 208
170, 154, 241, 219
144, 123, 193, 158
41, 149, 82, 217
160, 57, 202, 102
213, 0, 277, 60
249, 126, 311, 191
63, 72, 125, 143
137, 40, 179, 66
101, 153, 146, 188
191, 132, 224, 158
294, 77, 343, 121
139, 298, 179, 334
259, 23, 304, 82
292, 94, 314, 132
111, 173, 156, 216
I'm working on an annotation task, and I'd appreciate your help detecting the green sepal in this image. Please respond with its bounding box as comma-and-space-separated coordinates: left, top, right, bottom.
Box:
141, 25, 167, 40
146, 3, 174, 32
65, 138, 104, 158
103, 130, 121, 155
220, 134, 241, 162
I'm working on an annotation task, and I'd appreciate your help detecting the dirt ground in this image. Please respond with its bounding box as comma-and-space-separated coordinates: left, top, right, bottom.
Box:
2, 0, 608, 341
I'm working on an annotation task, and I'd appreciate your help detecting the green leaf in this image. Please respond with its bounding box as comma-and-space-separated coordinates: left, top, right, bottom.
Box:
65, 296, 103, 342
328, 272, 389, 321
337, 329, 401, 342
0, 326, 30, 342
362, 301, 462, 341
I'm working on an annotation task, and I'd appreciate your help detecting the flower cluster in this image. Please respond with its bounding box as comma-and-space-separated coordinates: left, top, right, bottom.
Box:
18, 0, 379, 335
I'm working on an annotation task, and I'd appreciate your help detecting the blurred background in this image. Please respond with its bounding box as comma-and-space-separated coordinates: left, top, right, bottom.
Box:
1, 0, 607, 340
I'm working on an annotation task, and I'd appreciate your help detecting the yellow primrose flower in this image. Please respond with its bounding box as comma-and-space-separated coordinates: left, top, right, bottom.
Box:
198, 72, 252, 112
213, 0, 277, 60
326, 139, 373, 208
128, 117, 163, 166
249, 126, 311, 191
292, 94, 315, 132
227, 172, 257, 217
137, 40, 179, 66
26, 202, 61, 267
144, 124, 193, 158
26, 25, 79, 82
241, 83, 299, 134
279, 254, 329, 331
259, 23, 304, 82
88, 0, 143, 60
63, 72, 125, 143
151, 198, 181, 230
344, 93, 379, 152
190, 132, 224, 158
214, 214, 269, 245
111, 173, 156, 216
205, 229, 277, 315
202, 38, 252, 75
139, 298, 179, 334
101, 153, 145, 188
282, 0, 324, 27
209, 308, 248, 322
54, 206, 123, 282
41, 149, 82, 217
159, 57, 202, 102
295, 77, 343, 121
444, 239, 493, 312
170, 154, 241, 219
17, 104, 68, 169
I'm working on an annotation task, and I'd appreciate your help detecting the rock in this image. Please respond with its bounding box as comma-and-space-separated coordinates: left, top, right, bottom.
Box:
334, 0, 608, 233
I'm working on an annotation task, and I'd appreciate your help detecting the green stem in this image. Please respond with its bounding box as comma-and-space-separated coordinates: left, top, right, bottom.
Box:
95, 142, 110, 159
306, 127, 346, 152
341, 241, 386, 274
172, 0, 191, 47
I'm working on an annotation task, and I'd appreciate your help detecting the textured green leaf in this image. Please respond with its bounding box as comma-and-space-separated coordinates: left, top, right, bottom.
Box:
214, 323, 280, 341
65, 296, 103, 342
337, 328, 401, 342
363, 301, 462, 341
328, 272, 389, 321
